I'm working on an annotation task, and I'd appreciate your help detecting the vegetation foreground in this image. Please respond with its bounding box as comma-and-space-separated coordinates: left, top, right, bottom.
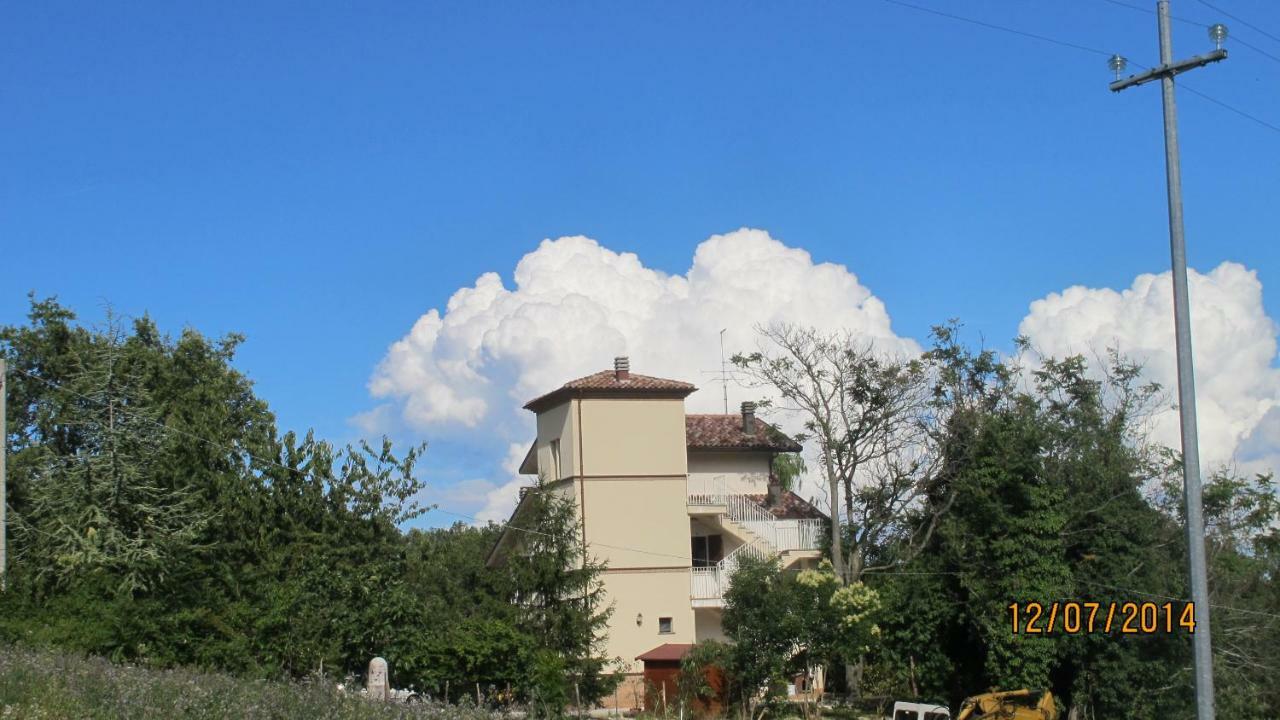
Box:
0, 643, 510, 720
1, 299, 1276, 718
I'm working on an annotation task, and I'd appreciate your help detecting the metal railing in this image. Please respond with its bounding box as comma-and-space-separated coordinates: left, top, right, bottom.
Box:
686, 475, 728, 506
725, 492, 782, 549
691, 540, 769, 601
773, 519, 823, 552
687, 477, 823, 602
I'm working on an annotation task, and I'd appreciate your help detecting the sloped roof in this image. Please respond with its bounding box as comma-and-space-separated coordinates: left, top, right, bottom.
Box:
746, 490, 827, 520
685, 414, 802, 452
636, 643, 694, 662
517, 443, 537, 474
524, 370, 696, 412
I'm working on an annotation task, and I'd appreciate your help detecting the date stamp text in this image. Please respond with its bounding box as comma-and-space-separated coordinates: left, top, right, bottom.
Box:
1008, 601, 1196, 635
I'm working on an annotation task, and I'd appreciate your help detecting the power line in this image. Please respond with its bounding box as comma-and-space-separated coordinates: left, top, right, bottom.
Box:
1103, 0, 1206, 26
10, 365, 1279, 621
861, 567, 1279, 621
1195, 0, 1280, 45
1100, 0, 1280, 65
434, 506, 692, 562
875, 0, 1280, 136
8, 364, 694, 564
1221, 35, 1280, 64
875, 0, 1113, 57
1179, 82, 1280, 132
1077, 580, 1280, 621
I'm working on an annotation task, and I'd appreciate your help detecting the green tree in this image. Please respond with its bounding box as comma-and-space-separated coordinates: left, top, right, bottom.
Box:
17, 321, 214, 596
495, 482, 620, 711
867, 349, 1199, 717
0, 297, 428, 683
719, 556, 881, 718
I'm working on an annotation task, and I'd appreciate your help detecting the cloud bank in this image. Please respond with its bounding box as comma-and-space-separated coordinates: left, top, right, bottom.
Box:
367, 229, 1279, 522
1018, 262, 1280, 475
370, 229, 918, 432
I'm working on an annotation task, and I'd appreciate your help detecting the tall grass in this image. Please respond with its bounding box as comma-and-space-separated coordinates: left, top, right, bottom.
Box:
0, 644, 508, 720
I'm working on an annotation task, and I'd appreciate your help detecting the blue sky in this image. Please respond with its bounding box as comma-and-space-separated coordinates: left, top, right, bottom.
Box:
4, 1, 1278, 525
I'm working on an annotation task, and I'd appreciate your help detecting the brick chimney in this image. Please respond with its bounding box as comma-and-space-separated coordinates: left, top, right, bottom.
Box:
767, 475, 783, 506
614, 356, 630, 381
741, 401, 756, 433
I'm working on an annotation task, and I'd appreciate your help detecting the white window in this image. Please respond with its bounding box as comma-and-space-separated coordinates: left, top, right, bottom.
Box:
658, 617, 673, 634
549, 439, 562, 480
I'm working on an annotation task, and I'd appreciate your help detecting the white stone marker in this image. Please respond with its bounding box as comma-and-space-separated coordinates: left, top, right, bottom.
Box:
367, 656, 389, 701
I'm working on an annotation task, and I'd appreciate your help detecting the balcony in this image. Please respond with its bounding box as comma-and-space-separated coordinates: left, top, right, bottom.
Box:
691, 566, 725, 607
688, 476, 824, 605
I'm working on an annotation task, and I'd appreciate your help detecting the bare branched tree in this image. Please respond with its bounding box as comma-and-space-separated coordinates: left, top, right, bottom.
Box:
732, 324, 930, 582
732, 322, 1009, 583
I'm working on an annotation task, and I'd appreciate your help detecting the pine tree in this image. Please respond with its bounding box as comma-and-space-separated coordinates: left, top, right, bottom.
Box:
19, 322, 213, 596
500, 481, 619, 712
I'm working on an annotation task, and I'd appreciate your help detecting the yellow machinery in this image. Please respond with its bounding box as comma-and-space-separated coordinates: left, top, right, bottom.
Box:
954, 689, 1058, 720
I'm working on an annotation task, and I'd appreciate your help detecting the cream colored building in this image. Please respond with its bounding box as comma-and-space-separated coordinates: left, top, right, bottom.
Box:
489, 357, 825, 709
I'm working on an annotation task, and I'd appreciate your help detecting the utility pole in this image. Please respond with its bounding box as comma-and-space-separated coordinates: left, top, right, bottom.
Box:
1109, 4, 1228, 718
1, 357, 7, 592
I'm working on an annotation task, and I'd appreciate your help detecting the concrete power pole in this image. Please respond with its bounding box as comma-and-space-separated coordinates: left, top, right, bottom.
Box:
1109, 4, 1228, 718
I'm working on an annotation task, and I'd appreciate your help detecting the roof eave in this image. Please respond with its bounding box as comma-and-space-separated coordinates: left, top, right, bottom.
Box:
687, 443, 802, 453
524, 387, 695, 414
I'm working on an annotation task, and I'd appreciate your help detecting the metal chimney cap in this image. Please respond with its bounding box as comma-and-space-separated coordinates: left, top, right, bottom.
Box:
614, 356, 630, 380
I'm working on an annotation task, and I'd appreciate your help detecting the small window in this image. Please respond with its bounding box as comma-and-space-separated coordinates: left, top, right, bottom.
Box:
658, 617, 673, 634
549, 439, 562, 480
894, 712, 919, 720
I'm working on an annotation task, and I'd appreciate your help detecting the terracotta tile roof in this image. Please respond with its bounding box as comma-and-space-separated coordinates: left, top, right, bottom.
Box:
685, 414, 802, 452
745, 490, 827, 520
524, 369, 696, 412
636, 643, 694, 662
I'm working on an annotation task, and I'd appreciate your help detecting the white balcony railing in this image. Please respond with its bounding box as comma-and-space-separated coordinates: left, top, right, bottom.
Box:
774, 519, 824, 553
691, 566, 723, 601
687, 475, 728, 506
688, 477, 825, 604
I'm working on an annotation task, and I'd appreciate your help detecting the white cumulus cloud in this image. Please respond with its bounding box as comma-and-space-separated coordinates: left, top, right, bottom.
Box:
368, 228, 920, 521
1018, 261, 1280, 474
369, 228, 917, 427
367, 230, 1279, 525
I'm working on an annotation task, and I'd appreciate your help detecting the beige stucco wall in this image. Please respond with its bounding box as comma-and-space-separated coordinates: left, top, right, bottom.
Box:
694, 607, 727, 642
688, 450, 771, 493
579, 398, 687, 477
599, 569, 695, 675
534, 400, 577, 480
582, 476, 690, 568
525, 394, 712, 688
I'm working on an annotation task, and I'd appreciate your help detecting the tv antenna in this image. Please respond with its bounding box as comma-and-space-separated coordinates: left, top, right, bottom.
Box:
719, 328, 728, 414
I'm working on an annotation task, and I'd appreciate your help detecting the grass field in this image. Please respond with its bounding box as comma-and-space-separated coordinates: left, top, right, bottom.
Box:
0, 644, 508, 720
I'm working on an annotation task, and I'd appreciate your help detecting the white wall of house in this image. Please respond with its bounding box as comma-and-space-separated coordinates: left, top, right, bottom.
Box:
687, 450, 771, 494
